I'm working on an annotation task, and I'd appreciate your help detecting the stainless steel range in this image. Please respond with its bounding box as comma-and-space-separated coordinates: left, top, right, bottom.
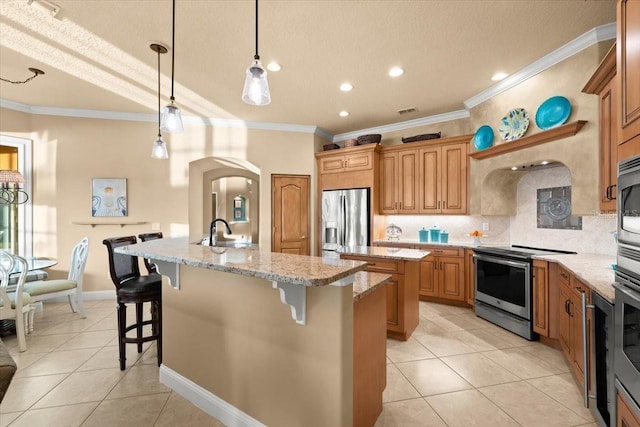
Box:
473, 245, 575, 340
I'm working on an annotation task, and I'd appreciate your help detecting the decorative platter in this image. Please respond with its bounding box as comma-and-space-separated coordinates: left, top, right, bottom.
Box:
498, 108, 530, 141
473, 125, 494, 151
535, 96, 571, 130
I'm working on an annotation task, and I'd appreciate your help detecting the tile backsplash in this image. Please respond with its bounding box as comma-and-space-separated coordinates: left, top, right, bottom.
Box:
384, 165, 616, 255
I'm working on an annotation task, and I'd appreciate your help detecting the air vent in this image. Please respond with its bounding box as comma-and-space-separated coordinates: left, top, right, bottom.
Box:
619, 154, 640, 173
397, 107, 417, 115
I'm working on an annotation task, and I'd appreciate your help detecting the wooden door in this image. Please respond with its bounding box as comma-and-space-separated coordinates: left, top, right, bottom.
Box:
600, 79, 618, 212
558, 282, 573, 359
272, 175, 310, 255
379, 152, 398, 214
419, 256, 437, 298
532, 260, 549, 336
465, 249, 475, 306
438, 257, 465, 301
617, 0, 640, 145
418, 147, 440, 213
441, 143, 467, 214
398, 150, 419, 213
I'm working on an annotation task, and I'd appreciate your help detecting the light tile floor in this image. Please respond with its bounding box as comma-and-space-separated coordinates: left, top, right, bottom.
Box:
0, 300, 597, 426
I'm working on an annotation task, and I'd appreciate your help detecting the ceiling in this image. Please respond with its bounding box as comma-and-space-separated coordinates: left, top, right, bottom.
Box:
0, 0, 616, 136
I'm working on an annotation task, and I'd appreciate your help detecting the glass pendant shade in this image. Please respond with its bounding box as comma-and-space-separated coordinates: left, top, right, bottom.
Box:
161, 101, 184, 133
242, 59, 271, 106
151, 135, 169, 159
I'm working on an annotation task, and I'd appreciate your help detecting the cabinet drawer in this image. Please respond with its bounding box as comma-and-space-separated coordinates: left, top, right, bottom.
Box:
558, 266, 572, 286
341, 255, 403, 274
420, 246, 463, 257
572, 277, 590, 299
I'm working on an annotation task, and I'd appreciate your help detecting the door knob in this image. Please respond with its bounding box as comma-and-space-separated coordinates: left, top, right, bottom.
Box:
300, 235, 307, 239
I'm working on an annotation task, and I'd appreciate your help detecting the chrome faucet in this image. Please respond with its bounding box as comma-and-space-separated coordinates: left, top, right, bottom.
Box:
209, 218, 232, 246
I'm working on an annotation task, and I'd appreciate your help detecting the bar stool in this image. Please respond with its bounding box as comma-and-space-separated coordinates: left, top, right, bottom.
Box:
138, 232, 163, 274
103, 236, 162, 370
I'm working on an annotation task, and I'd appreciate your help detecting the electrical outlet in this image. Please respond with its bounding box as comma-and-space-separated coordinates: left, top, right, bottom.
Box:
482, 222, 490, 232
151, 222, 161, 231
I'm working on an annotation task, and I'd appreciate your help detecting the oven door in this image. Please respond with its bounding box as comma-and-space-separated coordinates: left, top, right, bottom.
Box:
618, 154, 640, 247
614, 281, 640, 408
474, 254, 530, 319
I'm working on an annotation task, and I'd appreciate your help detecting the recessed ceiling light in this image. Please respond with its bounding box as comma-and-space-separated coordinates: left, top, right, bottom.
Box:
339, 111, 350, 117
511, 166, 518, 171
266, 62, 282, 72
541, 161, 549, 165
340, 82, 353, 92
491, 72, 509, 81
389, 67, 404, 77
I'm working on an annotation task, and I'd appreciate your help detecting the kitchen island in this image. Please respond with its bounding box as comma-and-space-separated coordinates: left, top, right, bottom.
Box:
116, 237, 389, 427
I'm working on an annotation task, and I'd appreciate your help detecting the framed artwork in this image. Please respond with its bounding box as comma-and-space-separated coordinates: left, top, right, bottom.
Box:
92, 178, 127, 217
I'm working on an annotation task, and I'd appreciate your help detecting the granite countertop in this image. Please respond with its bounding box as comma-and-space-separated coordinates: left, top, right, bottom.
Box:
532, 253, 616, 302
339, 245, 430, 260
374, 239, 506, 249
353, 271, 392, 302
115, 237, 368, 287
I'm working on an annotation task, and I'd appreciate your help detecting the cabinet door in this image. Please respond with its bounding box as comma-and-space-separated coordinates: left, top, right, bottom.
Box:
465, 249, 475, 306
398, 150, 419, 213
617, 0, 640, 145
319, 155, 345, 174
571, 285, 591, 391
419, 255, 437, 298
380, 152, 398, 214
600, 79, 618, 212
558, 282, 573, 359
385, 274, 403, 333
344, 151, 374, 172
617, 389, 640, 427
438, 257, 465, 301
418, 147, 441, 213
441, 143, 467, 214
532, 260, 549, 336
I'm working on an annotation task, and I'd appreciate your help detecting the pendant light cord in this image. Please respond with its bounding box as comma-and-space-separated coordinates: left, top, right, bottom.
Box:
157, 49, 161, 137
170, 0, 176, 101
254, 0, 259, 60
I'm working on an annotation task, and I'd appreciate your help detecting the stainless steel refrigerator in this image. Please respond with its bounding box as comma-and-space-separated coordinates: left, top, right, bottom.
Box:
321, 188, 370, 251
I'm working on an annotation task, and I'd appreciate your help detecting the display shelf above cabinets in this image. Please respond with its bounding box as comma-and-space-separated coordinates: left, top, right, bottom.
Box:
71, 221, 149, 228
469, 120, 588, 160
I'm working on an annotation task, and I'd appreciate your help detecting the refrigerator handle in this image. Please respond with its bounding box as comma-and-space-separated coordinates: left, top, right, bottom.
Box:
340, 195, 346, 247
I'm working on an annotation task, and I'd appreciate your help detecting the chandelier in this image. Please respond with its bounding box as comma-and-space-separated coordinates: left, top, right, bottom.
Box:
0, 170, 29, 205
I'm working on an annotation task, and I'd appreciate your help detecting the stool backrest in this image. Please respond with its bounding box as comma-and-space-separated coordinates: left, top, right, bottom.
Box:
138, 232, 163, 274
102, 236, 140, 288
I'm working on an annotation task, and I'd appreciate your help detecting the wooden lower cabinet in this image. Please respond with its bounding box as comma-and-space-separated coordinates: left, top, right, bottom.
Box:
341, 254, 420, 340
418, 247, 465, 303
558, 280, 573, 357
532, 260, 549, 336
618, 388, 640, 427
353, 282, 386, 427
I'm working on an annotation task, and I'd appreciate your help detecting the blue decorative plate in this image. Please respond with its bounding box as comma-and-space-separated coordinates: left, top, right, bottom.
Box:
535, 96, 571, 130
473, 125, 494, 151
499, 108, 530, 141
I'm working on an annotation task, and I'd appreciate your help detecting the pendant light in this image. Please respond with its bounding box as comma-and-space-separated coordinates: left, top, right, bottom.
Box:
241, 0, 271, 106
150, 43, 169, 159
160, 0, 184, 133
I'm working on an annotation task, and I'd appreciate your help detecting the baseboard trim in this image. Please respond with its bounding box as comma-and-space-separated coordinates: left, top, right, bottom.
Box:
159, 364, 266, 427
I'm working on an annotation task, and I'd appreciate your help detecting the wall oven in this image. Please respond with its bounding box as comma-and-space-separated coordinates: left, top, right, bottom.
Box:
618, 154, 640, 252
614, 273, 640, 415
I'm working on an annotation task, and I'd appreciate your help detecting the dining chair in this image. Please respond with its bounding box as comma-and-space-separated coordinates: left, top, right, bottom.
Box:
0, 251, 31, 352
103, 236, 162, 370
24, 237, 90, 328
138, 232, 163, 274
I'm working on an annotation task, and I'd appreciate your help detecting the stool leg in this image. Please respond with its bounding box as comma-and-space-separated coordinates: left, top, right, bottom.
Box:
117, 302, 127, 371
156, 298, 162, 366
136, 302, 143, 353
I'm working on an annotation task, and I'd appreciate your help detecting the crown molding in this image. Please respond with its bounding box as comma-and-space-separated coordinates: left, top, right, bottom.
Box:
464, 22, 616, 109
333, 110, 470, 142
0, 98, 331, 138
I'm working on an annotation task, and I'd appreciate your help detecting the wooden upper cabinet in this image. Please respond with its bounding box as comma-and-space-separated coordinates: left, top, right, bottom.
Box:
617, 0, 640, 147
418, 142, 468, 214
379, 149, 419, 214
317, 147, 375, 175
583, 44, 618, 212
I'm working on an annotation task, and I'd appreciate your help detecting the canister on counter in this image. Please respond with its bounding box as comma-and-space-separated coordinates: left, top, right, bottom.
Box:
429, 226, 440, 242
419, 227, 428, 242
440, 231, 449, 243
